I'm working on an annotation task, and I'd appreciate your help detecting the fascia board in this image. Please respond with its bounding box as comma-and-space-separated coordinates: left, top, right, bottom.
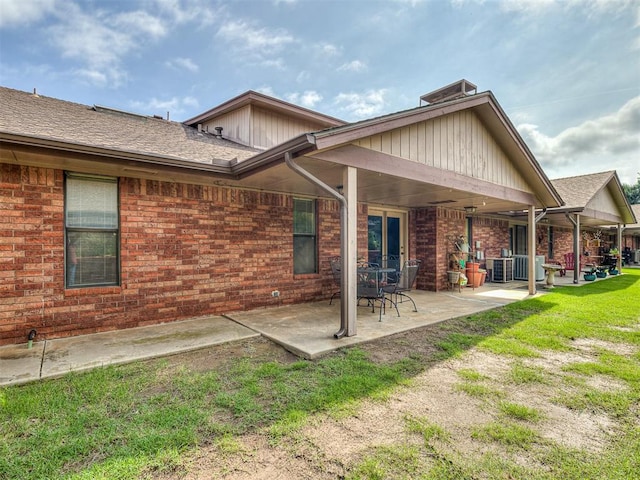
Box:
0, 132, 235, 174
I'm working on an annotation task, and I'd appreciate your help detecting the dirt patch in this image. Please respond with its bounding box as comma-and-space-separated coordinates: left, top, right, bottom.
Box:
149, 325, 634, 479
571, 337, 638, 356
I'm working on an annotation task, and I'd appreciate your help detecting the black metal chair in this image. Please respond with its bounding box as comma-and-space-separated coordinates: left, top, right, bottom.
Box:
381, 254, 400, 284
382, 259, 421, 312
329, 256, 341, 305
357, 262, 396, 321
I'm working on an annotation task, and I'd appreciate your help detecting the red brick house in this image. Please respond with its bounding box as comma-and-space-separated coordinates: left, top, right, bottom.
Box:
0, 80, 632, 345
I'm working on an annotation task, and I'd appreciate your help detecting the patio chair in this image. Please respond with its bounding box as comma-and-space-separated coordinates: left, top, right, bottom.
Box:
357, 262, 394, 321
329, 256, 341, 305
382, 259, 422, 313
381, 254, 400, 284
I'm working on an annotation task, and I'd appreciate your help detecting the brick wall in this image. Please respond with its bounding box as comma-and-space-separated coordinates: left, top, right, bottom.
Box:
1, 165, 64, 345
1, 164, 342, 345
411, 207, 469, 292
471, 216, 510, 261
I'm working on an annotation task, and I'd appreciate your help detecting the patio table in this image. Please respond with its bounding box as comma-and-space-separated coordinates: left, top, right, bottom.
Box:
357, 266, 397, 320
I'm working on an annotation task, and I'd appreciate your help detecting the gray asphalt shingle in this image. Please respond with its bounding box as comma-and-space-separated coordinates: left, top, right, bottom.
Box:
0, 86, 259, 164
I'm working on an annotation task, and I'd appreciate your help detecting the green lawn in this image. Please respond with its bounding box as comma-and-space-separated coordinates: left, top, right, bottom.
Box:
1, 269, 639, 479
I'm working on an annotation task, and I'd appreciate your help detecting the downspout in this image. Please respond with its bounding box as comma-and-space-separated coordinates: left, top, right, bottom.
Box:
284, 152, 350, 338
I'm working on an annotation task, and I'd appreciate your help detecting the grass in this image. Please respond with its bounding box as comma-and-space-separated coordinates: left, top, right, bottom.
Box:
471, 421, 540, 448
498, 401, 543, 422
1, 269, 639, 479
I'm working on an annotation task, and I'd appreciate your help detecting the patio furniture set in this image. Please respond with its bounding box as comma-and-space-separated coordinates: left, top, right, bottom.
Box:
329, 257, 422, 321
546, 252, 620, 285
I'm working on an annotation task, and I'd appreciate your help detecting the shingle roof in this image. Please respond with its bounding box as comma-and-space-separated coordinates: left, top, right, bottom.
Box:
630, 204, 640, 228
0, 86, 259, 164
550, 171, 615, 208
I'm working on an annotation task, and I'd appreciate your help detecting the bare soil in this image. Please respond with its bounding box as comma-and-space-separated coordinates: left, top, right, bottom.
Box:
153, 322, 636, 479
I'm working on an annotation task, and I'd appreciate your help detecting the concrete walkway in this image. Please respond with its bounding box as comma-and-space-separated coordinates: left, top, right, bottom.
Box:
0, 272, 616, 387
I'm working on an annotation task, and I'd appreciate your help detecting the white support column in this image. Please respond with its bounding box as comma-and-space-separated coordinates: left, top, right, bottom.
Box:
528, 206, 536, 295
343, 166, 358, 336
573, 215, 581, 284
617, 224, 623, 272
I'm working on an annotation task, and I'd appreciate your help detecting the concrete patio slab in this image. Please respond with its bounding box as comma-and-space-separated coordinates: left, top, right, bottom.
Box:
226, 284, 534, 359
1, 316, 259, 386
0, 272, 623, 386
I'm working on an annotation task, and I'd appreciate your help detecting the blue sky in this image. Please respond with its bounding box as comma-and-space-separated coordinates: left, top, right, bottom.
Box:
1, 0, 638, 185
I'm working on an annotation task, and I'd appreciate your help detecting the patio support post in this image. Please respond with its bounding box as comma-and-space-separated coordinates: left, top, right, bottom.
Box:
284, 152, 357, 339
342, 166, 358, 337
572, 214, 581, 284
617, 224, 623, 271
528, 206, 536, 295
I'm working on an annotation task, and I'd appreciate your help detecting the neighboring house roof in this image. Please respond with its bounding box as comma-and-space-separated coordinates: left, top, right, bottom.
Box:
184, 89, 345, 128
625, 204, 640, 234
549, 171, 636, 226
0, 86, 259, 166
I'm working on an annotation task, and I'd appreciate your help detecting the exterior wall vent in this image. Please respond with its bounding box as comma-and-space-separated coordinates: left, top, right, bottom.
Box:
420, 79, 477, 105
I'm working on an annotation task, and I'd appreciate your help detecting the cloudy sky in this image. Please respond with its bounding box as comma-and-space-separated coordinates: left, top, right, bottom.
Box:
1, 0, 638, 185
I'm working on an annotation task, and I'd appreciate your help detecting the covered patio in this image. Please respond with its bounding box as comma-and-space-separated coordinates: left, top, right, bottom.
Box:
2, 271, 621, 386
0, 280, 539, 385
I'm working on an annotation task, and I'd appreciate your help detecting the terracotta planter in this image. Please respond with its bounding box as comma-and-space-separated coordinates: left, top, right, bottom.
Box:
466, 263, 482, 288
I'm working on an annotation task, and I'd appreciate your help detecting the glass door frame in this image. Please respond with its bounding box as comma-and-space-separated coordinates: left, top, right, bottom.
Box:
367, 207, 408, 267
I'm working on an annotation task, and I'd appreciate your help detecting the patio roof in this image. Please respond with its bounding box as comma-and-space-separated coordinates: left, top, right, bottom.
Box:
1, 86, 563, 214
236, 91, 563, 213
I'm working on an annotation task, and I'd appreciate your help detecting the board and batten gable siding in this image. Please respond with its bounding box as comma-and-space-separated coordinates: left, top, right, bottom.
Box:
251, 106, 329, 150
352, 110, 533, 193
202, 105, 330, 150
202, 105, 251, 146
587, 185, 624, 219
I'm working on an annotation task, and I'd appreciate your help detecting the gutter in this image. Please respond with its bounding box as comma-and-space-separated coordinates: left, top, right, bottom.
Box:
1, 132, 237, 175
284, 151, 351, 339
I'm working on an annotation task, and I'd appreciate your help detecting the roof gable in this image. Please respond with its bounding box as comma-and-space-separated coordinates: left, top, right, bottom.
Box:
310, 92, 562, 209
551, 171, 636, 224
184, 90, 345, 129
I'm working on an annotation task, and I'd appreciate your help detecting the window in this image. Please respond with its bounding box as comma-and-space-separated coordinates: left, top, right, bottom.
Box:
65, 173, 119, 288
548, 226, 554, 259
293, 198, 317, 274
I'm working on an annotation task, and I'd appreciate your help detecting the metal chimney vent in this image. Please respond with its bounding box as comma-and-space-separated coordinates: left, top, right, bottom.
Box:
420, 79, 477, 105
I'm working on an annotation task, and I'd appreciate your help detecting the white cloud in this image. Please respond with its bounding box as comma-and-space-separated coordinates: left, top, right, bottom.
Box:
166, 57, 200, 73
318, 43, 341, 57
0, 0, 57, 28
48, 5, 137, 87
42, 3, 179, 87
296, 70, 310, 83
286, 90, 323, 108
518, 96, 640, 184
130, 96, 200, 117
498, 0, 637, 16
216, 20, 295, 53
338, 60, 367, 73
153, 0, 217, 26
112, 10, 167, 39
255, 85, 276, 97
334, 89, 388, 119
16, 1, 215, 88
